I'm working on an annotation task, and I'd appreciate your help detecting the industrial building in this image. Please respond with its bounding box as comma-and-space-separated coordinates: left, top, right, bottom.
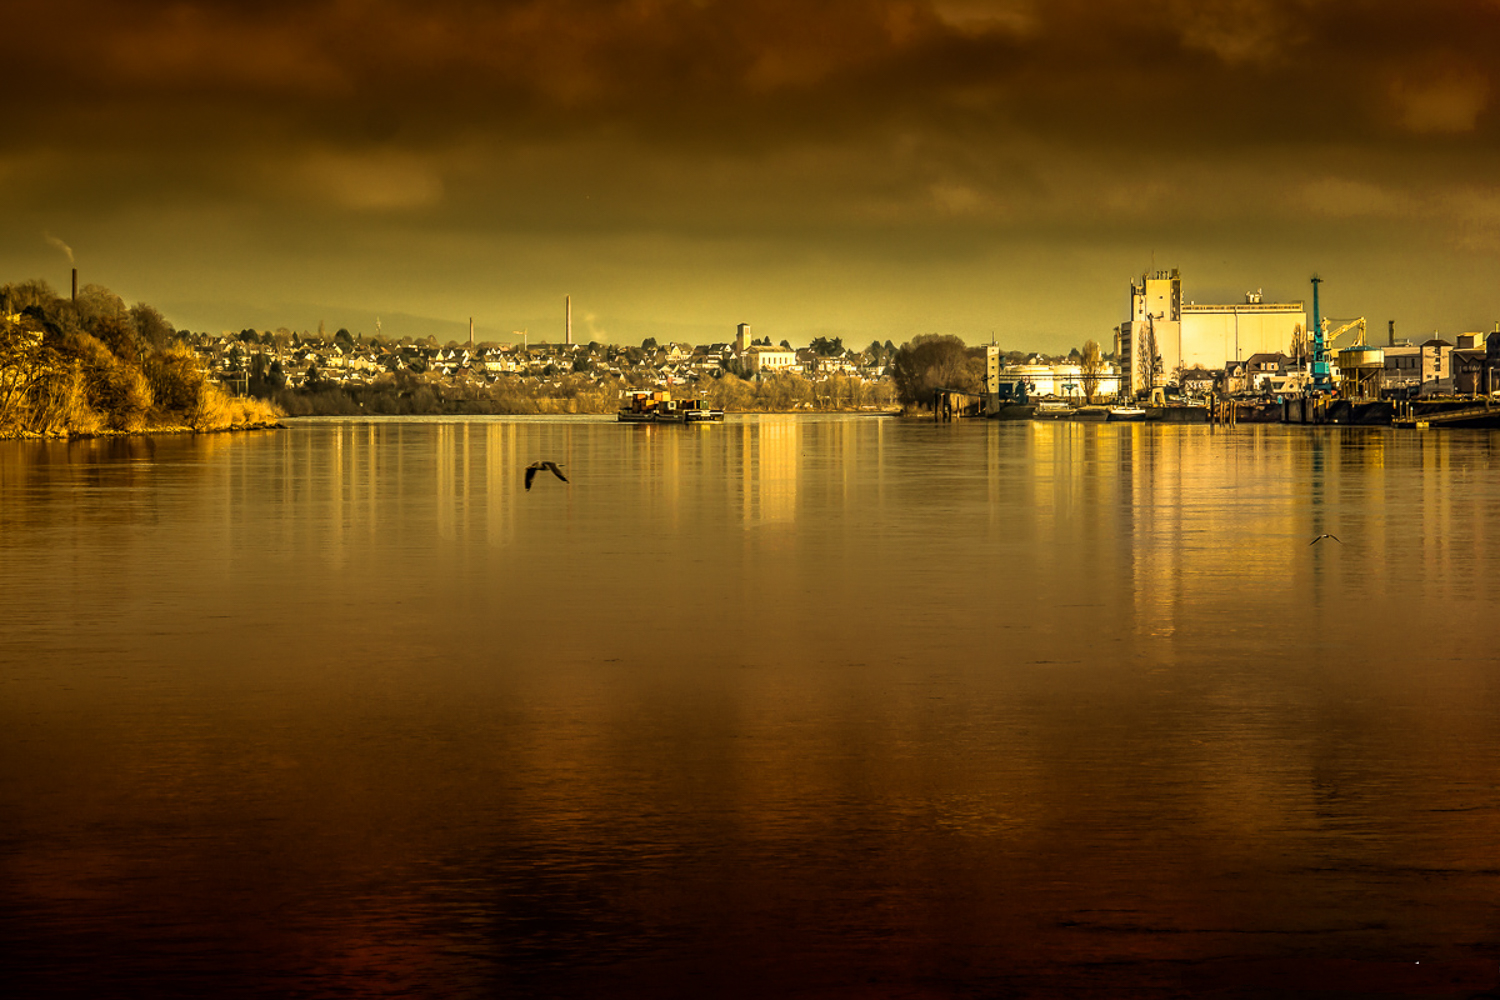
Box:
1114, 269, 1307, 397
985, 346, 1121, 401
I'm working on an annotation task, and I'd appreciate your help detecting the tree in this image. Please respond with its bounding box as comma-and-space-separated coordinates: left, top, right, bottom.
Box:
129, 303, 174, 350
1079, 339, 1104, 403
73, 284, 128, 333
641, 337, 658, 350
1137, 322, 1162, 397
0, 319, 70, 432
0, 279, 57, 316
143, 342, 209, 414
890, 334, 980, 408
94, 314, 143, 361
335, 328, 355, 350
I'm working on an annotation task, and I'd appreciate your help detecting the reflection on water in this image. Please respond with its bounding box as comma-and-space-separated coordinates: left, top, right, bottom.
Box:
3, 417, 1500, 998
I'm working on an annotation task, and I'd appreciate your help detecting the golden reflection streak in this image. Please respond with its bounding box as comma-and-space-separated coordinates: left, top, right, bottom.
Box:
435, 424, 454, 540
748, 417, 798, 525
485, 422, 517, 548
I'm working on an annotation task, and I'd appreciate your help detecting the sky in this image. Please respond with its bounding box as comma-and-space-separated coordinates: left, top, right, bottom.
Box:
3, 0, 1499, 351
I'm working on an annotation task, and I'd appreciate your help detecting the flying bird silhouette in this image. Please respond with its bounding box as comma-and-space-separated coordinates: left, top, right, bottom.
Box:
1309, 533, 1342, 545
525, 461, 568, 491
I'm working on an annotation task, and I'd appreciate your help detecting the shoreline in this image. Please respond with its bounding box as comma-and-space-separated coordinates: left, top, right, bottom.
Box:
0, 420, 288, 441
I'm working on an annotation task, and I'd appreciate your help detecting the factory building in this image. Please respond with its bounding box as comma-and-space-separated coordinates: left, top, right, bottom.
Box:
1114, 269, 1306, 397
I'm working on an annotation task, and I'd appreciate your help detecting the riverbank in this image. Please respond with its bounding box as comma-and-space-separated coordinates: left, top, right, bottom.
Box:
1, 419, 286, 441
969, 397, 1500, 429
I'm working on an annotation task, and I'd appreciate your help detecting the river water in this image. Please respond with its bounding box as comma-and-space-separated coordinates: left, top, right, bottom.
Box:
3, 416, 1499, 998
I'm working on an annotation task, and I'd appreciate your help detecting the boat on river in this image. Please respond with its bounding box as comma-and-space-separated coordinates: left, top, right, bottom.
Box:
1108, 406, 1148, 422
1034, 400, 1075, 419
617, 390, 724, 424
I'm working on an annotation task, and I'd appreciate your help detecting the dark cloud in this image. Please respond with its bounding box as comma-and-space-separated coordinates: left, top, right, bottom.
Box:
7, 0, 1490, 147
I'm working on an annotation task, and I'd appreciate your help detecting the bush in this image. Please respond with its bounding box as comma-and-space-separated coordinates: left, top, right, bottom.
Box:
143, 343, 209, 418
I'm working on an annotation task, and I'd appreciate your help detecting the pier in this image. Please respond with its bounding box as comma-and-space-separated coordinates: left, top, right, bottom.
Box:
1392, 398, 1500, 428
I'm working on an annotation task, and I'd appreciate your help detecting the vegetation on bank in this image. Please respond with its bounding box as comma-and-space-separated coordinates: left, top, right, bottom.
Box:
2, 274, 1021, 430
889, 334, 987, 408
271, 368, 897, 416
0, 280, 281, 438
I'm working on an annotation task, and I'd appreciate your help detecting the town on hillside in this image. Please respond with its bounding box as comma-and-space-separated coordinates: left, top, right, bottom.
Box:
7, 271, 1499, 435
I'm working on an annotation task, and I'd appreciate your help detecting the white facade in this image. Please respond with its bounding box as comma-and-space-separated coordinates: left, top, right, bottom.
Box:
1117, 270, 1306, 397
1118, 269, 1181, 397
1004, 363, 1120, 399
744, 346, 796, 374
1180, 301, 1305, 372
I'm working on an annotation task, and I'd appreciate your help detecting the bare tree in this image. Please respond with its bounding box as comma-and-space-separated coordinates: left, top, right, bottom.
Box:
1079, 339, 1104, 403
129, 303, 174, 351
1137, 321, 1161, 397
1290, 323, 1307, 366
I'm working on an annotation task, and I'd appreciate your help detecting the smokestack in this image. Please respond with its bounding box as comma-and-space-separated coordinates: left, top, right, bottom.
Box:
71, 268, 77, 301
1388, 319, 1395, 347
469, 317, 474, 348
566, 295, 572, 346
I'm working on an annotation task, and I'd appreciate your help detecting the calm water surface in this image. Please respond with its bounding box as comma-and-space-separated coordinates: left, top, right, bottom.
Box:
3, 416, 1500, 998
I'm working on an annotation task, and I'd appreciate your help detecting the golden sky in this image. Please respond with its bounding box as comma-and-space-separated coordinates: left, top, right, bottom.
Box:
4, 0, 1498, 348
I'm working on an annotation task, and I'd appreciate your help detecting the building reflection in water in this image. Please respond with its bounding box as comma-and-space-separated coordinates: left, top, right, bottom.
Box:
739, 416, 799, 526
485, 422, 518, 548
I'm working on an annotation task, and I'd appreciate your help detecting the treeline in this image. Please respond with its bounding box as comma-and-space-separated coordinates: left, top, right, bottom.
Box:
701, 372, 895, 411
0, 279, 280, 437
273, 371, 632, 416
272, 369, 897, 416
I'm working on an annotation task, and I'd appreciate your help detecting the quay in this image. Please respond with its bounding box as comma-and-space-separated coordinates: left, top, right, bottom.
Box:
981, 394, 1500, 428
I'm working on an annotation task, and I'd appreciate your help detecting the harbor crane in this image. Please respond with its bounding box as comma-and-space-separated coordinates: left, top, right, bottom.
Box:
1310, 276, 1331, 390
1324, 317, 1367, 349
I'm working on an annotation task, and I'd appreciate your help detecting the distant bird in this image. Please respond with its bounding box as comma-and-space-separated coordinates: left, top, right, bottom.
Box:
525, 461, 568, 491
1309, 533, 1342, 545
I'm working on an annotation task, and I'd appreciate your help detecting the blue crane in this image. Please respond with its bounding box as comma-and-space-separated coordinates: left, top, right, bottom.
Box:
1310, 275, 1332, 391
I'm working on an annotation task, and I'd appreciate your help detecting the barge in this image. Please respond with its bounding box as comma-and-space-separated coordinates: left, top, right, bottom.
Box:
617, 390, 724, 424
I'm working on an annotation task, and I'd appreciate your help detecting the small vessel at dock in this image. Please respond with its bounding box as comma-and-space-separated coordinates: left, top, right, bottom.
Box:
1108, 406, 1148, 422
1034, 400, 1075, 419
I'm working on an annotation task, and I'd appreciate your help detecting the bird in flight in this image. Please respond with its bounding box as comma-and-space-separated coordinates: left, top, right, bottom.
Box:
1309, 533, 1342, 545
525, 461, 568, 491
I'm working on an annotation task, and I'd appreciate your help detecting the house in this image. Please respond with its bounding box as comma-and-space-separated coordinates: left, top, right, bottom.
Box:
1178, 367, 1217, 397
742, 345, 797, 374
1419, 338, 1453, 394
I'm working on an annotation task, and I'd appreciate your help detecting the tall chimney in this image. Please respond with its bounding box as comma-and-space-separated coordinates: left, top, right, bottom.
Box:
566, 295, 572, 346
1388, 319, 1395, 347
71, 268, 77, 301
469, 317, 474, 347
